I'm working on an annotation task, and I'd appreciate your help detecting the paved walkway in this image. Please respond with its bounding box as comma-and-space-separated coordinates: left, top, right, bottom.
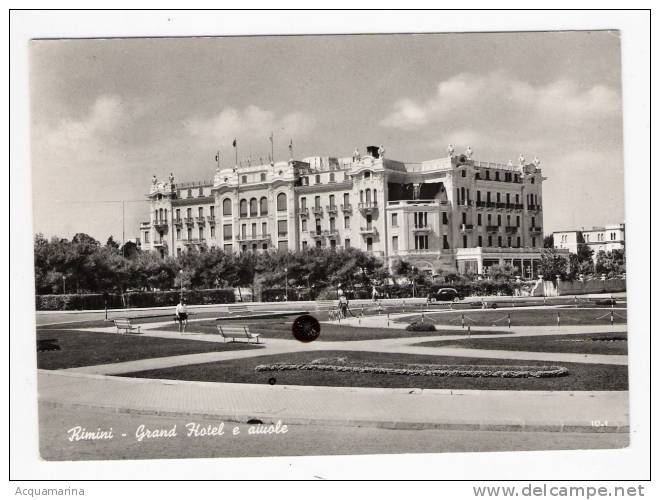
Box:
38, 370, 629, 433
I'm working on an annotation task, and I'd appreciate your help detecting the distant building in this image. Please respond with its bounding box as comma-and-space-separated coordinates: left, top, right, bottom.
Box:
553, 223, 625, 258
141, 145, 549, 277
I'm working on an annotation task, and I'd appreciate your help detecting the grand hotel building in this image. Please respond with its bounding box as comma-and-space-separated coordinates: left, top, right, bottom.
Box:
140, 146, 548, 277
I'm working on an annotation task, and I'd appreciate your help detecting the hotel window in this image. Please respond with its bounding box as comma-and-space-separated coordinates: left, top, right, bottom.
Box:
315, 218, 322, 233
278, 241, 288, 252
199, 227, 204, 240
240, 199, 247, 217
364, 171, 371, 179
531, 216, 536, 227
223, 198, 232, 216
498, 236, 502, 247
278, 220, 288, 237
365, 189, 371, 204
249, 198, 258, 217
497, 214, 501, 227
260, 173, 266, 182
344, 193, 350, 206
187, 228, 193, 240
488, 235, 492, 247
314, 196, 321, 209
187, 208, 192, 218
392, 236, 398, 252
210, 206, 214, 217
366, 237, 373, 251
251, 223, 257, 237
462, 212, 467, 225
344, 216, 350, 229
301, 197, 307, 209
301, 219, 307, 231
302, 241, 308, 250
344, 239, 350, 249
477, 191, 481, 202
506, 193, 510, 204
329, 194, 335, 208
175, 228, 181, 240
277, 193, 287, 211
330, 239, 337, 249
176, 209, 181, 221
144, 232, 150, 243
507, 215, 511, 226
442, 212, 448, 225
516, 216, 520, 227
496, 192, 501, 203
359, 190, 364, 203
262, 222, 267, 236
315, 174, 321, 184
463, 235, 467, 248
187, 189, 192, 197
531, 177, 535, 184
198, 207, 203, 218
210, 226, 215, 238
241, 224, 246, 238
415, 235, 429, 250
330, 218, 336, 232
198, 187, 204, 197
478, 235, 483, 247
487, 214, 492, 225
486, 192, 491, 203
177, 248, 182, 257
392, 213, 398, 227
517, 237, 521, 247
477, 214, 482, 226
443, 235, 449, 249
485, 170, 490, 180
366, 214, 372, 229
224, 244, 233, 252
495, 172, 500, 181
223, 224, 232, 240
532, 237, 536, 247
241, 175, 247, 184
461, 169, 466, 177
329, 173, 335, 182
507, 236, 512, 247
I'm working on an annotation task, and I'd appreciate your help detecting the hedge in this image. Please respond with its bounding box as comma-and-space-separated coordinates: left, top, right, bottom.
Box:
35, 288, 235, 311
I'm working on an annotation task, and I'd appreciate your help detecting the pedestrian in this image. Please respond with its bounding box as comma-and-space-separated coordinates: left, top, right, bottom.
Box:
338, 292, 349, 319
372, 285, 378, 303
175, 299, 188, 333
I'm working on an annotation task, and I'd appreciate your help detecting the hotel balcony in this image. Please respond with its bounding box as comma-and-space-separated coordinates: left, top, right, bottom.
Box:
153, 220, 168, 230
530, 226, 543, 235
311, 206, 324, 216
327, 229, 339, 238
140, 221, 151, 229
358, 201, 378, 214
326, 204, 338, 215
152, 241, 166, 248
495, 202, 506, 209
206, 216, 216, 225
183, 238, 205, 246
341, 203, 353, 213
195, 216, 206, 225
475, 201, 486, 209
173, 219, 183, 228
184, 217, 195, 226
460, 223, 474, 233
486, 225, 500, 233
236, 233, 271, 242
359, 226, 378, 237
412, 224, 432, 234
311, 230, 328, 240
528, 204, 541, 212
505, 226, 519, 234
297, 207, 309, 217
457, 200, 473, 208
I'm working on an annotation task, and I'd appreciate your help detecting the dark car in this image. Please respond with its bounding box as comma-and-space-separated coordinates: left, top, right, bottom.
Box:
429, 287, 464, 302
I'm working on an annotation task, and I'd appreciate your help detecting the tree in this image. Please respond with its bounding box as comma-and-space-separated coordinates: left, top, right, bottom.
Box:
106, 236, 120, 251
538, 248, 569, 280
595, 249, 626, 277
543, 234, 554, 248
487, 263, 516, 281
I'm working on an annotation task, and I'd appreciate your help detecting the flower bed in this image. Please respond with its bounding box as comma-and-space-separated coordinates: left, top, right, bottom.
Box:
255, 357, 568, 378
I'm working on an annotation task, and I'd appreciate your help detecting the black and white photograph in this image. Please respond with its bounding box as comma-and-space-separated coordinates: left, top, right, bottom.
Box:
10, 9, 651, 486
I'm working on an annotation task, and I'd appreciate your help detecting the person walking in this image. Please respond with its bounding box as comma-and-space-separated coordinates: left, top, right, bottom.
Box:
338, 292, 349, 319
175, 299, 188, 333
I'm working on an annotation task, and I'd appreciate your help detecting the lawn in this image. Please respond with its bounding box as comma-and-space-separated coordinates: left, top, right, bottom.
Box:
415, 332, 628, 355
156, 319, 506, 341
36, 329, 261, 370
403, 308, 627, 327
120, 350, 628, 391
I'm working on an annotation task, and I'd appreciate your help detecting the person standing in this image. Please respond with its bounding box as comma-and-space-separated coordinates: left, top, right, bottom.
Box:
175, 299, 188, 333
338, 293, 349, 319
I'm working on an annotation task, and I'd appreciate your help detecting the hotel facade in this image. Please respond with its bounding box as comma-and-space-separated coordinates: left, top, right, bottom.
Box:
141, 145, 548, 278
553, 224, 625, 258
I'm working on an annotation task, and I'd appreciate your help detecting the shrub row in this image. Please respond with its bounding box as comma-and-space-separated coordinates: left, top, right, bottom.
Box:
35, 288, 235, 311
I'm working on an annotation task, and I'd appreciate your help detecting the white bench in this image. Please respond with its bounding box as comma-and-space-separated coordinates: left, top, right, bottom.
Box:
315, 300, 337, 311
216, 324, 261, 343
227, 304, 249, 313
113, 318, 141, 334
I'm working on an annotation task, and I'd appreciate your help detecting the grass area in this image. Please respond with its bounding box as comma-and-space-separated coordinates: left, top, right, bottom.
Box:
156, 319, 506, 341
36, 311, 225, 330
120, 350, 628, 391
415, 332, 628, 355
36, 329, 261, 370
402, 308, 627, 327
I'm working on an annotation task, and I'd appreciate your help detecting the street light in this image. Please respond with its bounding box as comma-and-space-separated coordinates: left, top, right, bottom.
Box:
179, 269, 184, 301
284, 267, 288, 301
411, 266, 416, 298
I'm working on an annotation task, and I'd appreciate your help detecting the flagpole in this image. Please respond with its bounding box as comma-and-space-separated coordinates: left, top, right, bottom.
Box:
270, 131, 274, 164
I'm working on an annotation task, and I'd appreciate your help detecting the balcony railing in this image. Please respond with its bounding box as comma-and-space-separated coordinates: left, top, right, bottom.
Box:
460, 223, 474, 232
184, 217, 195, 225
297, 207, 309, 217
326, 205, 338, 214
505, 226, 519, 234
236, 233, 271, 242
206, 216, 216, 224
496, 202, 506, 209
341, 203, 352, 213
183, 238, 205, 245
359, 226, 378, 236
486, 225, 500, 232
312, 206, 324, 216
412, 224, 432, 233
457, 200, 473, 207
530, 226, 543, 234
358, 202, 378, 213
311, 230, 328, 239
153, 220, 168, 229
173, 219, 183, 227
195, 216, 206, 225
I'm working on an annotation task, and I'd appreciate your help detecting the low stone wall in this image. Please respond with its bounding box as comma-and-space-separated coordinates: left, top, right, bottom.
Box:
557, 278, 626, 296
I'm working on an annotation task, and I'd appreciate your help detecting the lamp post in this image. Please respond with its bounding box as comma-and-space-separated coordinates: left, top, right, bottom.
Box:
284, 267, 288, 301
62, 276, 66, 295
179, 269, 184, 301
411, 266, 416, 298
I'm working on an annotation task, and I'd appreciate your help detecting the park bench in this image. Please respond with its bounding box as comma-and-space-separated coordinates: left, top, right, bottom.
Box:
216, 324, 261, 344
315, 300, 337, 311
113, 318, 141, 334
227, 304, 249, 314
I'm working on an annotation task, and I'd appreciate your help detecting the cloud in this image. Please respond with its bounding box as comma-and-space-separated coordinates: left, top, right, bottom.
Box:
183, 105, 316, 144
380, 72, 621, 132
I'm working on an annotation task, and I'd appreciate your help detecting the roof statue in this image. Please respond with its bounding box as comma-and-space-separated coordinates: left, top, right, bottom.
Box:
353, 147, 360, 162
447, 144, 455, 158
378, 145, 385, 160
465, 145, 473, 160
152, 175, 158, 185
508, 159, 513, 167
533, 156, 541, 167
518, 153, 526, 167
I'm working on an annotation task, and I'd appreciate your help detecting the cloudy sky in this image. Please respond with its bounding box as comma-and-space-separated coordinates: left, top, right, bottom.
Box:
30, 31, 624, 243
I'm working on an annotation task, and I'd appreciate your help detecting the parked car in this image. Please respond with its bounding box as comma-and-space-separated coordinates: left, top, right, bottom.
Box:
428, 287, 464, 302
